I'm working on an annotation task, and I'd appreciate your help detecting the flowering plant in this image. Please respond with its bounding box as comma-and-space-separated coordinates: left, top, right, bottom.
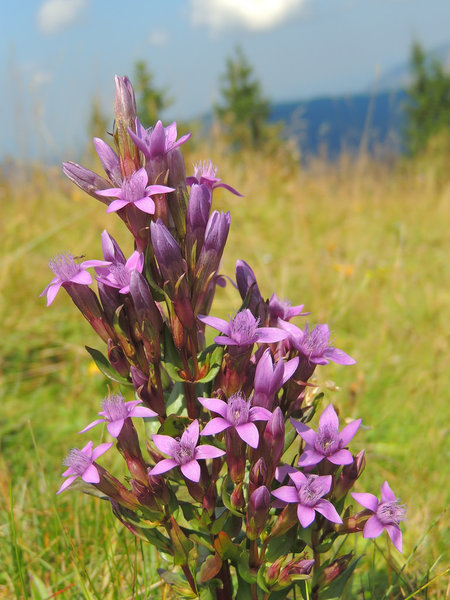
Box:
43, 76, 406, 599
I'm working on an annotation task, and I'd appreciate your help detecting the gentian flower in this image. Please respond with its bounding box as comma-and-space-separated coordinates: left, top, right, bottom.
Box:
149, 420, 225, 482
272, 472, 342, 528
279, 321, 356, 366
128, 119, 192, 159
291, 404, 361, 467
199, 392, 272, 448
186, 160, 242, 196
40, 252, 110, 306
95, 231, 144, 294
79, 393, 157, 438
352, 481, 406, 552
198, 309, 287, 347
253, 349, 299, 410
57, 441, 112, 494
96, 167, 174, 214
268, 293, 309, 323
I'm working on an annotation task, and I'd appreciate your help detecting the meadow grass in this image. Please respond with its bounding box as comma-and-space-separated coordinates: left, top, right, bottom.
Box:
0, 143, 448, 598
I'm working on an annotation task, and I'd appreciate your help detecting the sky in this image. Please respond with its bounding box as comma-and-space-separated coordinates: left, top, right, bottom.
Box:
1, 0, 449, 161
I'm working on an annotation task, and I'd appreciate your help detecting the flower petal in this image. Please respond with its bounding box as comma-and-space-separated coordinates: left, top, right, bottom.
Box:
107, 419, 125, 438
152, 434, 179, 457
134, 197, 156, 214
315, 499, 342, 524
149, 458, 178, 475
81, 464, 100, 484
327, 449, 354, 465
249, 406, 272, 422
129, 406, 157, 418
91, 442, 113, 460
236, 422, 260, 448
57, 475, 78, 494
46, 283, 62, 306
197, 314, 230, 334
363, 515, 384, 538
298, 448, 324, 467
195, 444, 226, 460
385, 524, 403, 552
214, 335, 237, 346
78, 418, 105, 433
70, 270, 93, 285
298, 505, 316, 528
351, 492, 379, 512
319, 405, 339, 431
180, 460, 201, 482
339, 418, 362, 446
183, 420, 200, 446
288, 470, 308, 489
107, 199, 129, 213
380, 481, 396, 503
198, 397, 228, 418
290, 418, 317, 446
272, 485, 300, 504
324, 347, 356, 365
201, 417, 231, 436
254, 327, 288, 343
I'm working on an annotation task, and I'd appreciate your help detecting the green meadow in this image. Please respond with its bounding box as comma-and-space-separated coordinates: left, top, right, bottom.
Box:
1, 141, 448, 598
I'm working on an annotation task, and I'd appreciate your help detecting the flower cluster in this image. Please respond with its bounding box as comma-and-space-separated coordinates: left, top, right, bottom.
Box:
44, 76, 406, 600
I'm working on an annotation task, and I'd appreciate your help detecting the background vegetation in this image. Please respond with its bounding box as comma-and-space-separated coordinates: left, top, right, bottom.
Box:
0, 42, 449, 599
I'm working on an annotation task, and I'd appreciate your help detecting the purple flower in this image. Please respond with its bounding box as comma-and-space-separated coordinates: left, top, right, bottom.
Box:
198, 309, 288, 347
96, 167, 174, 214
186, 160, 242, 196
40, 252, 110, 306
268, 293, 309, 323
279, 321, 356, 366
272, 472, 342, 528
291, 405, 361, 467
199, 392, 272, 448
128, 119, 192, 159
352, 481, 406, 552
57, 441, 112, 494
79, 393, 157, 438
253, 349, 299, 410
95, 231, 144, 294
149, 420, 225, 482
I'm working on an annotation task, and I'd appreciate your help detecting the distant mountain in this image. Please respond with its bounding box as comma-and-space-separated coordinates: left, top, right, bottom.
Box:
270, 90, 407, 159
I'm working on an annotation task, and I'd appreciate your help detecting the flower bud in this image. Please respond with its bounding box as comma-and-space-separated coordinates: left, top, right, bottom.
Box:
194, 211, 230, 303
249, 458, 268, 495
230, 482, 245, 510
114, 75, 140, 177
150, 219, 187, 285
278, 558, 315, 586
317, 554, 353, 586
62, 162, 112, 203
246, 486, 270, 539
107, 339, 129, 377
261, 407, 285, 482
235, 259, 267, 322
186, 184, 212, 264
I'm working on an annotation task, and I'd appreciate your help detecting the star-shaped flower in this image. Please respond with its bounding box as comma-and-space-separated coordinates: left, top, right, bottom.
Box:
198, 309, 287, 347
148, 420, 225, 482
352, 481, 406, 552
57, 441, 112, 494
40, 252, 110, 306
96, 167, 174, 214
79, 393, 157, 438
199, 392, 272, 448
186, 160, 242, 196
291, 405, 361, 467
272, 471, 342, 528
95, 231, 144, 294
128, 119, 192, 159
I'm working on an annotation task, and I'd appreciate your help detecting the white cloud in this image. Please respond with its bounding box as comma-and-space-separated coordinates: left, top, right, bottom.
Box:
148, 30, 169, 47
190, 0, 309, 32
37, 0, 88, 35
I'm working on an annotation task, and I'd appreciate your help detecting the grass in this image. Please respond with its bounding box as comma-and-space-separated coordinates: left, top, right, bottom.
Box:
1, 140, 449, 598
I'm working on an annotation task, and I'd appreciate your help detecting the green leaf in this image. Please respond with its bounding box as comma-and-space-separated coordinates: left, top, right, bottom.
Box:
158, 570, 197, 598
85, 346, 132, 385
163, 360, 186, 383
197, 345, 224, 383
214, 531, 242, 564
265, 527, 297, 562
221, 476, 245, 518
210, 508, 229, 535
166, 381, 187, 415
236, 555, 258, 584
158, 414, 191, 437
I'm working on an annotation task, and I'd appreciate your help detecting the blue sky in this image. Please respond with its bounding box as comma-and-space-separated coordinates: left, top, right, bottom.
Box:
1, 0, 449, 161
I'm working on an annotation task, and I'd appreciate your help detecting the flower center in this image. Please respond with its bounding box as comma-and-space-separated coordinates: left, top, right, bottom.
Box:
63, 448, 92, 475
303, 325, 330, 358
298, 476, 324, 507
376, 500, 406, 525
109, 264, 131, 288
315, 424, 340, 455
269, 294, 291, 320
102, 394, 128, 421
195, 159, 217, 182
230, 310, 259, 345
49, 253, 80, 281
175, 439, 195, 465
226, 393, 250, 426
122, 175, 146, 203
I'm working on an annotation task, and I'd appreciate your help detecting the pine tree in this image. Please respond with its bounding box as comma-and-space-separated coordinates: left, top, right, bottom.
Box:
215, 46, 272, 150
404, 41, 450, 155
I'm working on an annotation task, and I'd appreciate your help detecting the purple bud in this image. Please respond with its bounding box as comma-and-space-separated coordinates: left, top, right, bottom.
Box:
249, 457, 268, 495
262, 407, 285, 481
93, 139, 122, 187
186, 184, 212, 262
247, 485, 271, 539
150, 219, 186, 284
235, 260, 267, 321
279, 558, 315, 585
194, 211, 230, 301
318, 554, 353, 586
114, 75, 139, 177
230, 482, 245, 510
107, 339, 129, 377
114, 75, 137, 123
62, 162, 112, 204
334, 450, 366, 499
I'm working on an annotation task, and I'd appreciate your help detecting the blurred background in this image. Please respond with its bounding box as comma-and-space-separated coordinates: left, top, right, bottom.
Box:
1, 1, 449, 598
